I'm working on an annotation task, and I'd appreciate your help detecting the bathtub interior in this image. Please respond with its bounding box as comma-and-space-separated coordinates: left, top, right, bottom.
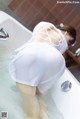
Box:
0, 18, 32, 119
0, 13, 64, 119
1, 11, 80, 119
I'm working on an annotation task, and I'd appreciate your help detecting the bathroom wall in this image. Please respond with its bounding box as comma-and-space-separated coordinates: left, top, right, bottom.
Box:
8, 0, 59, 28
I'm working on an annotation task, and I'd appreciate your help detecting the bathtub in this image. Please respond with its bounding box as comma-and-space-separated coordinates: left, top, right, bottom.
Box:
50, 68, 80, 119
0, 11, 80, 119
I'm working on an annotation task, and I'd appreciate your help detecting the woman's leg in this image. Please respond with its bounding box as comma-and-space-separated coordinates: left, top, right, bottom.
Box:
16, 83, 40, 119
36, 89, 49, 119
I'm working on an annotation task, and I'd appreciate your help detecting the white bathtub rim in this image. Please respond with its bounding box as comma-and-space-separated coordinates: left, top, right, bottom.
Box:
0, 11, 32, 35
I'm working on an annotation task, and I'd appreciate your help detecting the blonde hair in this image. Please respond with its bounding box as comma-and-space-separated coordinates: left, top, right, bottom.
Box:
33, 24, 61, 45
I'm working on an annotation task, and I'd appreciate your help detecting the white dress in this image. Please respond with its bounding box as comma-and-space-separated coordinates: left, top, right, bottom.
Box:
9, 42, 65, 93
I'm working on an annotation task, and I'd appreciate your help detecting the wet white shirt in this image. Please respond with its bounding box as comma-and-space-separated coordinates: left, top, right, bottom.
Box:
9, 42, 65, 93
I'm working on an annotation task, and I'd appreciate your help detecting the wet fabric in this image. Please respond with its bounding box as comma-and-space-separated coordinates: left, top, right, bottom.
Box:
9, 42, 65, 93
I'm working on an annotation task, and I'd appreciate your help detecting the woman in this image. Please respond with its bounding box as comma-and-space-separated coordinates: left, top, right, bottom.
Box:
9, 21, 76, 119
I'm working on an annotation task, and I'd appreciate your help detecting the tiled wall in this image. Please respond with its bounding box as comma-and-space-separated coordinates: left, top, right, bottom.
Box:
7, 0, 80, 51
